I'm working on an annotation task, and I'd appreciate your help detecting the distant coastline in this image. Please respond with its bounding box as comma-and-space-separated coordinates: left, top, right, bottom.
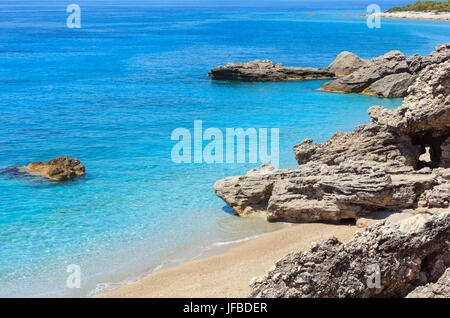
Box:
387, 0, 450, 13
365, 0, 450, 22
369, 11, 450, 21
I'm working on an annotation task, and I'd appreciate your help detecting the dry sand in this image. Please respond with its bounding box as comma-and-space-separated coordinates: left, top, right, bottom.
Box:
99, 222, 360, 298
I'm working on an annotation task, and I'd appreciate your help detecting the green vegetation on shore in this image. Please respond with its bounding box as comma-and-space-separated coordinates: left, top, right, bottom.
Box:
386, 0, 450, 12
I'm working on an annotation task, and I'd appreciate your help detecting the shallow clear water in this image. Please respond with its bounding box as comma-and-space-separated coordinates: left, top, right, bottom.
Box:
0, 0, 449, 297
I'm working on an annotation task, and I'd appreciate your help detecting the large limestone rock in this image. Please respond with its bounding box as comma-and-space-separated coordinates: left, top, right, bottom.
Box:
362, 72, 414, 98
368, 60, 450, 135
320, 44, 450, 97
293, 124, 420, 168
327, 51, 369, 76
208, 60, 335, 81
320, 50, 409, 94
214, 58, 450, 222
24, 156, 85, 181
215, 161, 446, 223
249, 213, 450, 298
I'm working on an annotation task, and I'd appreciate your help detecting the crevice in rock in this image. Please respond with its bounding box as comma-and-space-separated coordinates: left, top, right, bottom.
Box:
420, 250, 447, 284
338, 218, 357, 226
411, 131, 450, 170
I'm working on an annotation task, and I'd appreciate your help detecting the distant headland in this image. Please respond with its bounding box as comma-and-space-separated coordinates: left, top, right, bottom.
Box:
372, 0, 450, 21
387, 0, 450, 13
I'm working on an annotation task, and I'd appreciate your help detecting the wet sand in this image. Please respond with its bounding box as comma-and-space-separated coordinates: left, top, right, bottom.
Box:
99, 222, 360, 298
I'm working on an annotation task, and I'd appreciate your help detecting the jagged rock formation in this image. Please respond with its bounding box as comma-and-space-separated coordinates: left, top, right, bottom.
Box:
208, 59, 335, 81
368, 59, 450, 136
214, 57, 450, 223
320, 44, 450, 97
22, 156, 85, 181
407, 268, 450, 298
249, 212, 450, 298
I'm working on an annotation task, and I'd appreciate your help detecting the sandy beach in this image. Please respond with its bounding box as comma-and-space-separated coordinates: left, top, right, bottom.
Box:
99, 222, 361, 298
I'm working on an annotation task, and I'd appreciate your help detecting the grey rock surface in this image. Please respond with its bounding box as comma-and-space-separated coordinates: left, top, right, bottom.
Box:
362, 72, 414, 98
320, 44, 450, 97
208, 59, 335, 81
320, 50, 409, 94
326, 51, 369, 76
407, 268, 450, 298
368, 60, 450, 135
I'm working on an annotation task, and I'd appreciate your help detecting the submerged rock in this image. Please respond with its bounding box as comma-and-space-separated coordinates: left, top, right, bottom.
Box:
249, 212, 450, 298
214, 57, 450, 222
208, 59, 335, 81
23, 156, 85, 181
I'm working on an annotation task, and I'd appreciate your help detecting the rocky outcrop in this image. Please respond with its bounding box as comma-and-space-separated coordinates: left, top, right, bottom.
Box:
208, 60, 335, 81
249, 212, 450, 298
208, 51, 370, 81
214, 58, 450, 223
23, 156, 85, 181
368, 59, 450, 136
215, 161, 449, 223
320, 44, 450, 97
407, 268, 450, 298
209, 44, 449, 97
326, 51, 369, 76
362, 73, 414, 98
320, 50, 409, 95
213, 44, 450, 299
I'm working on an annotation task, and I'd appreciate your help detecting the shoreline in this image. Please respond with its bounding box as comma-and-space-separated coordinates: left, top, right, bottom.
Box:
87, 216, 289, 297
367, 11, 450, 22
98, 221, 361, 298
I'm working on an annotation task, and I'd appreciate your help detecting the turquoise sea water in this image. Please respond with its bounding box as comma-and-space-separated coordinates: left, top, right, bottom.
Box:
0, 0, 449, 297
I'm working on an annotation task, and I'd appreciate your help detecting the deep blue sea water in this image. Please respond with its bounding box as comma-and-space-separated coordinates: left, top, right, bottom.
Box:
0, 0, 449, 297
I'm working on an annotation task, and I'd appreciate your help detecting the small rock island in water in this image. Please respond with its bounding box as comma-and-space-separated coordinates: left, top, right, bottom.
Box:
22, 156, 85, 181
